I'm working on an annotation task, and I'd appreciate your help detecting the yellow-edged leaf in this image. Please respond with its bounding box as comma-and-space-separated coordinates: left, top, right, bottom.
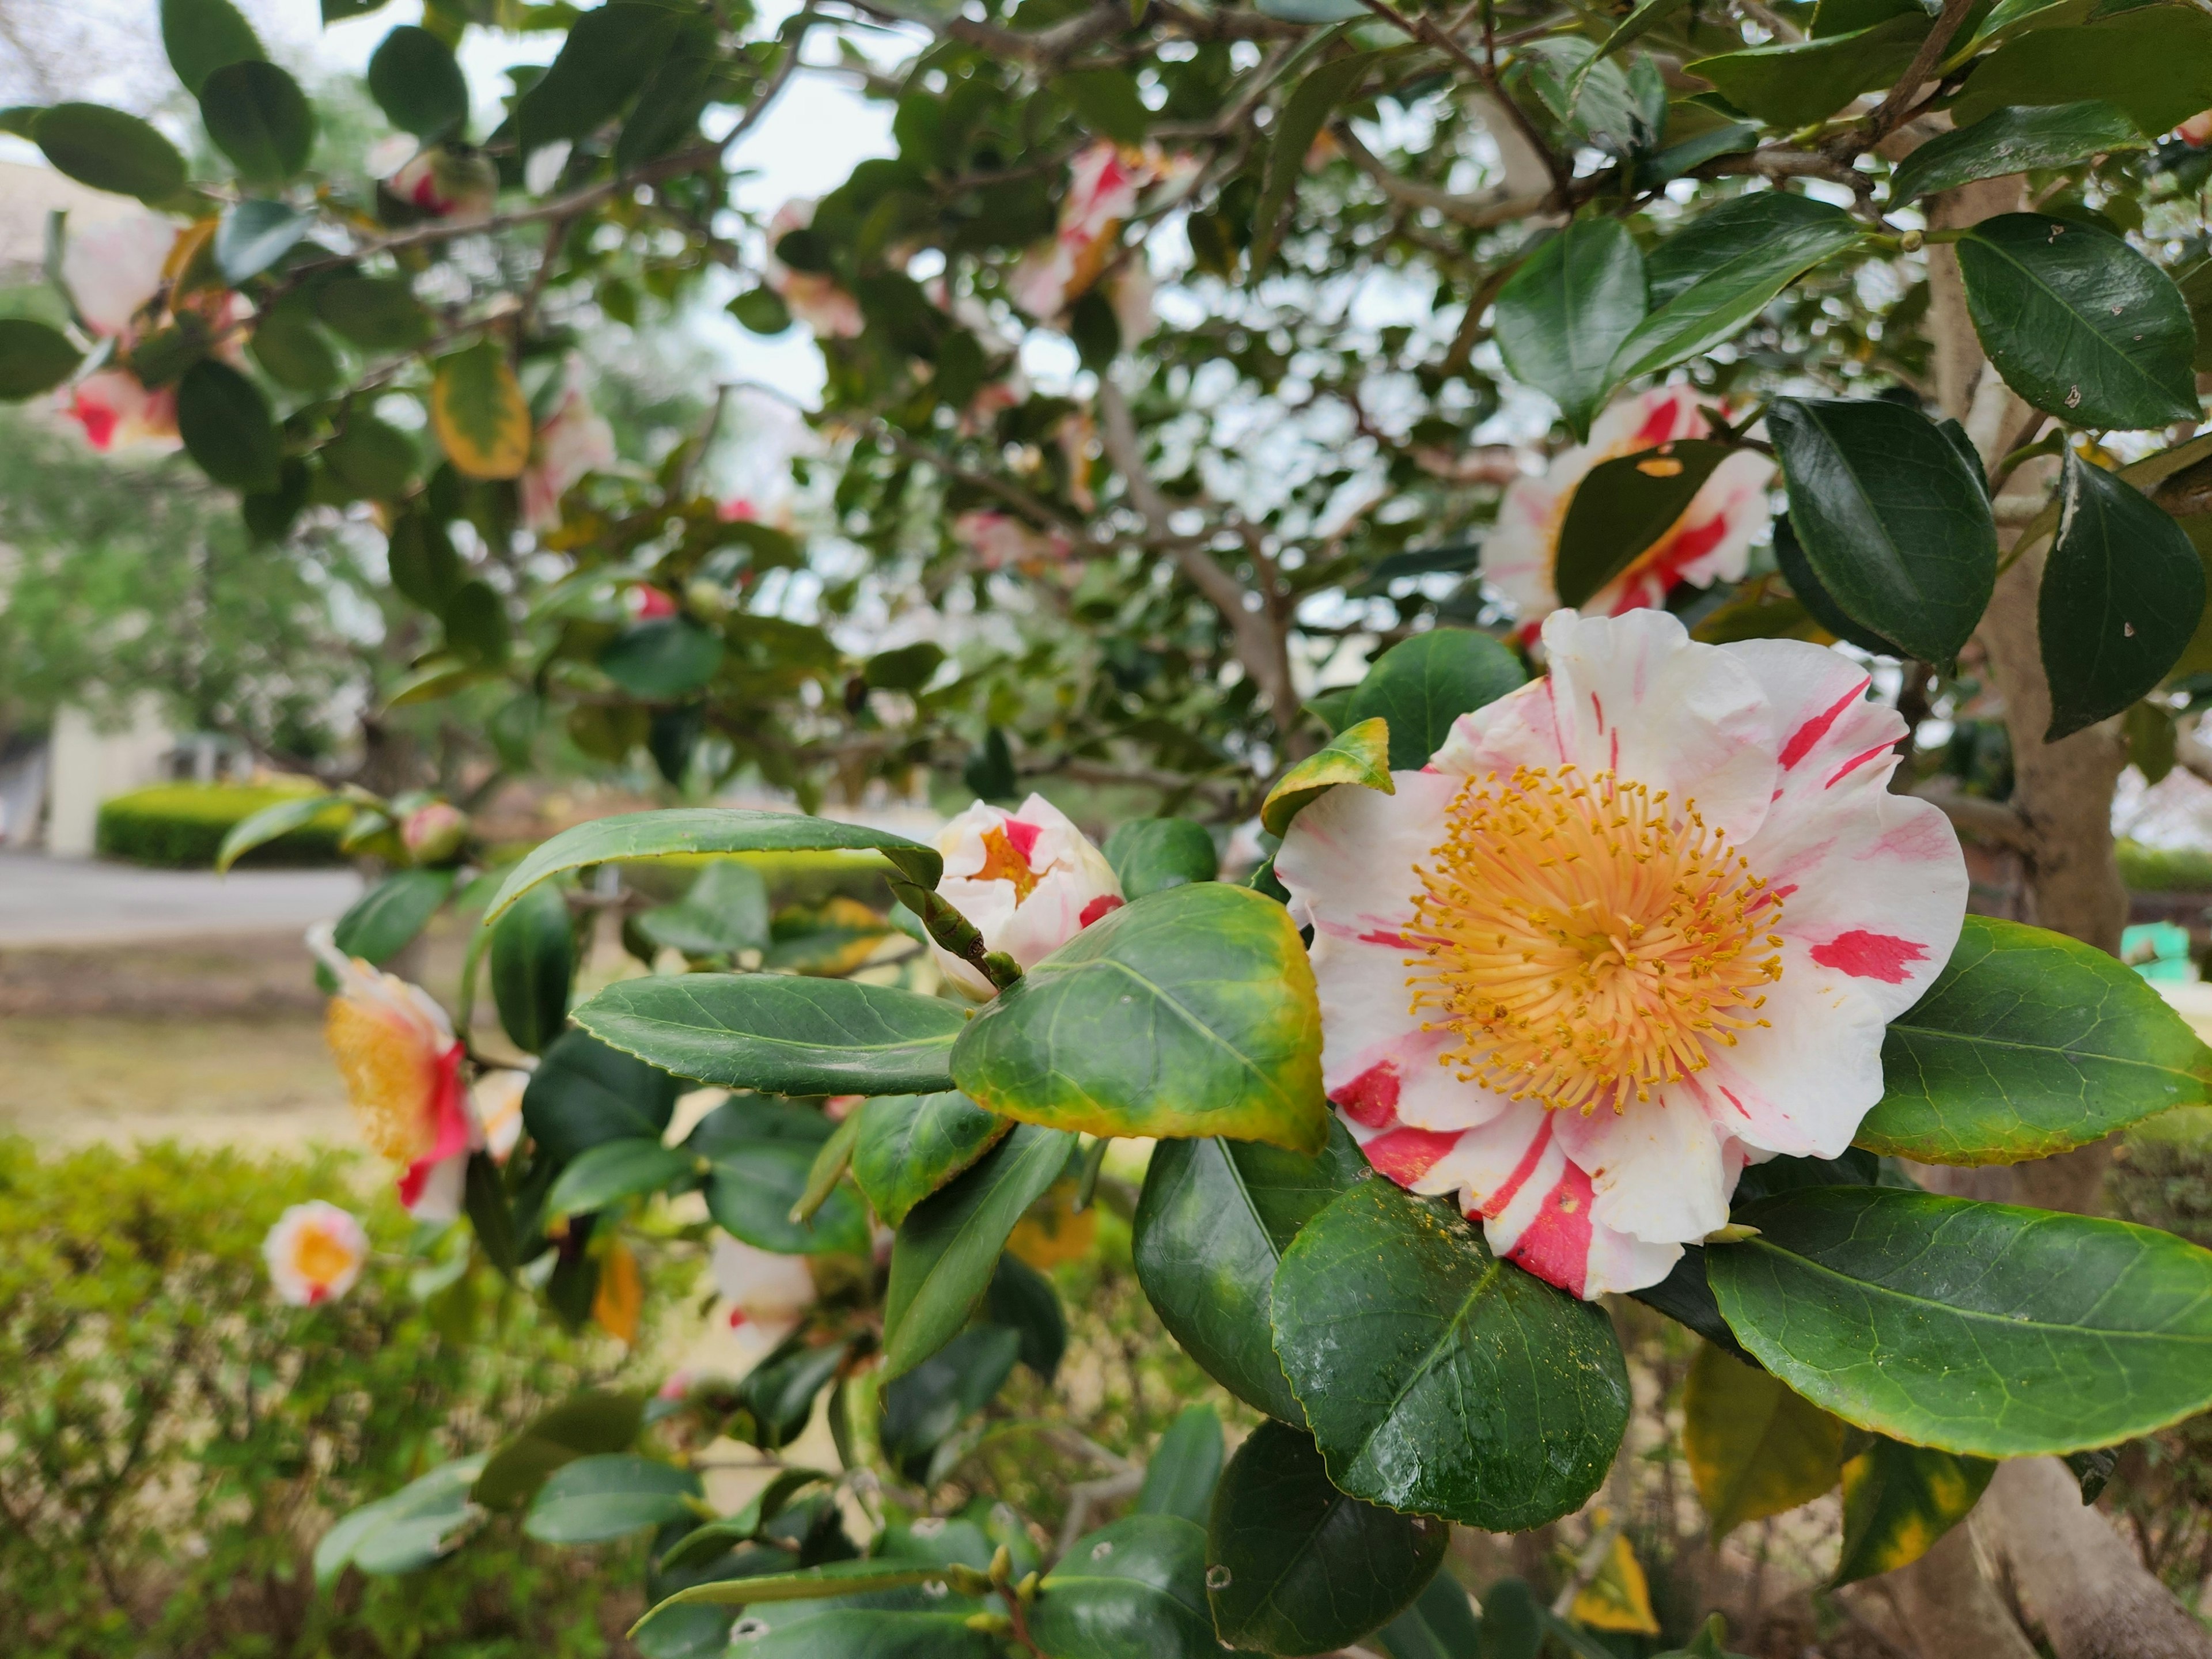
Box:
1007, 1177, 1096, 1270
1683, 1342, 1846, 1541
1832, 1436, 1994, 1586
591, 1238, 643, 1346
1260, 715, 1393, 837
1571, 1528, 1660, 1635
431, 339, 531, 480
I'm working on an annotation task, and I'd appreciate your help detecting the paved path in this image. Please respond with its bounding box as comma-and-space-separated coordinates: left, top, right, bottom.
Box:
0, 852, 362, 948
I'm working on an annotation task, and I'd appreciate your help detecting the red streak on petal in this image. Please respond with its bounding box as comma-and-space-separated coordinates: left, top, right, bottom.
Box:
1635, 399, 1683, 447
1825, 739, 1897, 789
1809, 929, 1929, 984
1331, 1060, 1401, 1130
307, 1284, 329, 1305
1479, 1116, 1554, 1219
1780, 678, 1872, 771
1590, 692, 1605, 733
1719, 1086, 1750, 1118
73, 395, 119, 450
1002, 817, 1042, 860
1358, 928, 1415, 950
1505, 1161, 1594, 1298
1365, 1126, 1461, 1185
1078, 894, 1123, 927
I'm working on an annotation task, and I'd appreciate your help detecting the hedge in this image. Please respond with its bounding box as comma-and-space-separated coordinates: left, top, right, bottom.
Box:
94, 782, 349, 868
2119, 839, 2212, 896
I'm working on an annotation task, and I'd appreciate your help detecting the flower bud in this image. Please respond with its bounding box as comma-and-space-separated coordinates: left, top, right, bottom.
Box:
931, 794, 1123, 999
400, 801, 469, 865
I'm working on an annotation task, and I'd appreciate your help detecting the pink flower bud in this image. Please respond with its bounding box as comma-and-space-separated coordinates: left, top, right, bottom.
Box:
400, 801, 469, 865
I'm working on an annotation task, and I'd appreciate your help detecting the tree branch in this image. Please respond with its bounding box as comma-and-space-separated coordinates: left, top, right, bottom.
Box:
1911, 780, 2035, 853
1334, 122, 1550, 232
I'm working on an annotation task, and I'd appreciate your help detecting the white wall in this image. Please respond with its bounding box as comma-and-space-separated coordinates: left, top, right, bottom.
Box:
45, 696, 176, 857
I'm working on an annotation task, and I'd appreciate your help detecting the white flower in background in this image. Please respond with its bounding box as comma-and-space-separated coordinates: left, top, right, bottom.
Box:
473, 1068, 529, 1163
764, 198, 865, 339
525, 139, 572, 196
521, 357, 618, 532
711, 1233, 816, 1340
931, 794, 1124, 998
1484, 387, 1774, 631
308, 923, 479, 1221
62, 370, 179, 452
1275, 608, 1967, 1299
60, 208, 179, 338
953, 509, 1073, 574
376, 139, 497, 223
263, 1200, 370, 1306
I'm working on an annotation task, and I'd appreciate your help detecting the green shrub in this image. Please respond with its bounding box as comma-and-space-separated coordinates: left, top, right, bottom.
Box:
0, 1138, 647, 1658
94, 784, 349, 869
2119, 839, 2212, 895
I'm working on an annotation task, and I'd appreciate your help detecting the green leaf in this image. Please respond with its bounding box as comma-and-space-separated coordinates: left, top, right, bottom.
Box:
647, 1559, 956, 1612
35, 103, 188, 200
523, 1454, 701, 1544
1682, 1343, 1844, 1541
243, 457, 310, 543
850, 1090, 1011, 1227
1101, 817, 1217, 899
546, 1138, 695, 1215
1253, 51, 1382, 276
576, 974, 967, 1096
1711, 1187, 2212, 1455
1685, 15, 1927, 127
1554, 438, 1736, 611
1270, 1179, 1630, 1529
1137, 1404, 1224, 1526
489, 880, 574, 1054
524, 1029, 681, 1162
0, 319, 84, 400
200, 59, 314, 183
1030, 1515, 1218, 1659
483, 808, 942, 925
950, 882, 1327, 1152
1206, 1419, 1446, 1657
1471, 1580, 1543, 1659
1261, 717, 1393, 838
881, 1328, 1022, 1482
162, 0, 265, 96
317, 1456, 486, 1581
634, 860, 772, 961
738, 1336, 852, 1450
694, 1095, 873, 1256
1771, 515, 1903, 656
215, 198, 312, 283
2040, 451, 2206, 738
431, 340, 532, 480
987, 1251, 1068, 1380
602, 619, 727, 699
1831, 1436, 1994, 1586
1256, 0, 1368, 16
612, 21, 718, 171
313, 275, 431, 350
1948, 9, 2212, 136
334, 868, 454, 965
864, 641, 946, 692
1494, 217, 1646, 441
368, 24, 469, 138
323, 415, 419, 502
1062, 68, 1151, 145
1768, 396, 1997, 665
518, 1, 685, 154
213, 792, 335, 872
249, 291, 339, 391
1130, 1123, 1372, 1421
1857, 915, 2211, 1164
1339, 628, 1526, 771
1889, 101, 2147, 203
472, 1388, 647, 1510
1956, 213, 2197, 431
882, 1123, 1074, 1377
1612, 194, 1863, 380
1374, 1571, 1486, 1659
176, 359, 281, 494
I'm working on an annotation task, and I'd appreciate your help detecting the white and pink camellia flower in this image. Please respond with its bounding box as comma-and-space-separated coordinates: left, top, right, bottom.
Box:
764, 199, 865, 339
1275, 608, 1967, 1300
1486, 387, 1774, 631
521, 357, 618, 532
2179, 109, 2212, 147
953, 509, 1074, 574
711, 1232, 817, 1341
63, 370, 180, 451
1007, 142, 1192, 334
372, 137, 498, 224
308, 923, 479, 1221
60, 208, 180, 338
931, 794, 1125, 998
263, 1200, 371, 1306
472, 1067, 529, 1163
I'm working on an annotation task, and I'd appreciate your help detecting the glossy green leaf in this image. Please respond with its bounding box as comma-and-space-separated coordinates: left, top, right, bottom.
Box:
1889, 101, 2146, 203
472, 1388, 646, 1510
1476, 1580, 1546, 1659
693, 1095, 873, 1256
1682, 1343, 1844, 1540
1858, 915, 2211, 1163
162, 0, 264, 95
791, 1110, 860, 1226
1256, 0, 1367, 17
635, 861, 772, 961
0, 319, 82, 400
850, 1090, 1011, 1227
1957, 214, 2196, 431
738, 1335, 851, 1451
1130, 1122, 1371, 1421
577, 974, 967, 1096
1206, 1419, 1446, 1657
602, 619, 727, 699
1137, 1404, 1224, 1526
1101, 817, 1218, 899
200, 59, 313, 183
1768, 396, 1997, 664
1686, 15, 1926, 126
1494, 218, 1646, 441
1948, 9, 2212, 136
215, 198, 312, 282
1253, 51, 1384, 276
1271, 1180, 1630, 1529
707, 1610, 995, 1657
1711, 1187, 2212, 1455
1261, 717, 1393, 837
317, 1456, 486, 1581
322, 415, 418, 503
647, 1559, 957, 1611
1831, 1436, 1994, 1586
176, 359, 281, 494
368, 24, 469, 138
334, 867, 453, 965
1338, 628, 1526, 771
2040, 452, 2206, 737
1030, 1515, 1218, 1659
489, 880, 574, 1054
987, 1251, 1067, 1380
546, 1138, 695, 1216
523, 1454, 701, 1544
313, 275, 431, 351
484, 808, 941, 925
249, 292, 339, 391
880, 1324, 1021, 1477
882, 1123, 1073, 1377
950, 882, 1328, 1152
1771, 515, 1903, 656
518, 1, 685, 153
1612, 194, 1863, 380
1374, 1571, 1485, 1659
523, 1029, 680, 1162
1554, 438, 1735, 611
35, 103, 188, 200
213, 792, 336, 872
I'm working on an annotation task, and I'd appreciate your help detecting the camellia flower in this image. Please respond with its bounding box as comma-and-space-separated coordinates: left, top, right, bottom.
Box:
308, 923, 478, 1221
1275, 608, 1967, 1298
764, 199, 865, 339
400, 800, 469, 865
372, 136, 497, 224
953, 509, 1074, 574
711, 1232, 816, 1340
63, 369, 179, 451
521, 357, 618, 532
60, 208, 179, 338
473, 1067, 529, 1162
2180, 109, 2212, 147
263, 1200, 370, 1306
627, 584, 680, 621
931, 794, 1124, 998
1484, 387, 1774, 630
1007, 142, 1194, 329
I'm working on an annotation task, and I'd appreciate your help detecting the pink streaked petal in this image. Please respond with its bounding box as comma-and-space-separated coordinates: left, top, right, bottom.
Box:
1552, 1092, 1730, 1244
1693, 978, 1890, 1158
1473, 1129, 1684, 1297
1429, 672, 1567, 777
399, 1149, 469, 1222
1276, 768, 1457, 941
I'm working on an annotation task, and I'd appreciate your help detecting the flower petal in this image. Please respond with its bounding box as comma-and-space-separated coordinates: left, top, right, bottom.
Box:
1551, 1091, 1730, 1244
1691, 974, 1891, 1158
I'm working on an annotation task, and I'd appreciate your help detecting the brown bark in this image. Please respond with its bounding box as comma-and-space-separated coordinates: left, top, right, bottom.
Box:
1884, 1524, 2041, 1659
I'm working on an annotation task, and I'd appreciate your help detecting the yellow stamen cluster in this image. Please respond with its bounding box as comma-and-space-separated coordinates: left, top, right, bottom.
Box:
1406, 765, 1782, 1115
325, 998, 435, 1161
291, 1224, 359, 1287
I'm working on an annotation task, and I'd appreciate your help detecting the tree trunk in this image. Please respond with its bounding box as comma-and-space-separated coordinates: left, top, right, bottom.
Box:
1883, 1524, 2040, 1659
